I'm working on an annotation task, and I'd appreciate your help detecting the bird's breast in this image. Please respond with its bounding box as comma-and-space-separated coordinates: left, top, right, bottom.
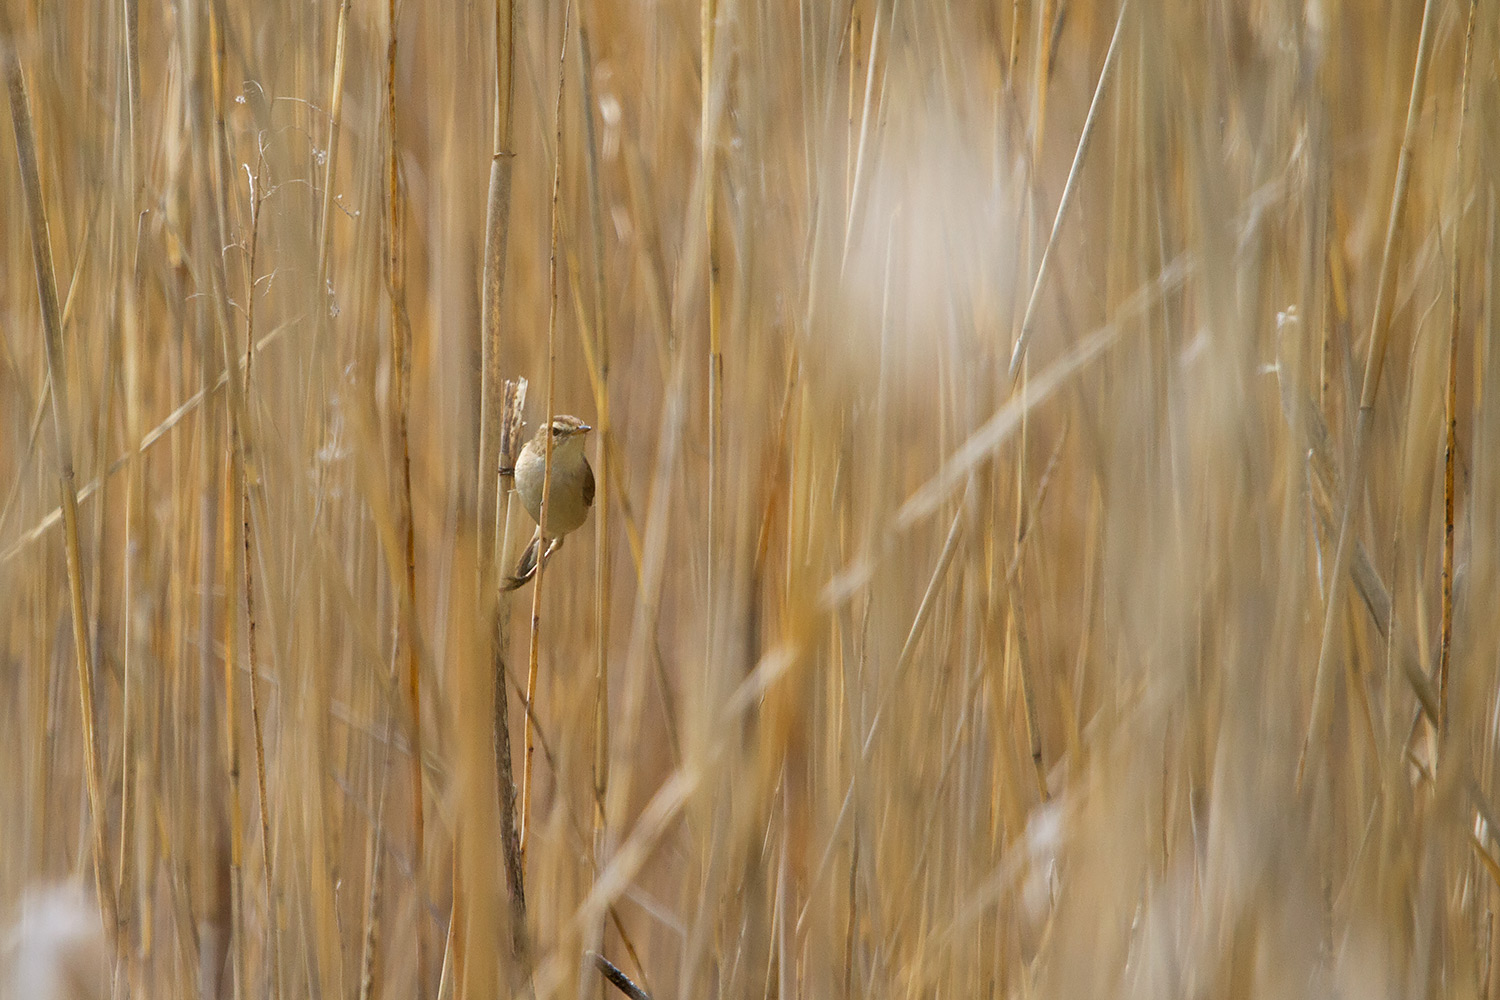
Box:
516, 448, 591, 535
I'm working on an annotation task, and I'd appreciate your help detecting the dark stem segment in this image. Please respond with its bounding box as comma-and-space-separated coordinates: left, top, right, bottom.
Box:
240, 150, 282, 1000
494, 379, 531, 975
1439, 0, 1480, 740
591, 952, 652, 1000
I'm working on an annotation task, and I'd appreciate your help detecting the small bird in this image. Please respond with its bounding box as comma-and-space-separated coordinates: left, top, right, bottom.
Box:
504, 413, 594, 590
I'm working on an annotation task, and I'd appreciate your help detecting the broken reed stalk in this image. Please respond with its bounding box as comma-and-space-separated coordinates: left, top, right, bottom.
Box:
1029, 0, 1058, 157
522, 0, 571, 862
1299, 0, 1439, 787
383, 0, 427, 992
478, 0, 518, 591
4, 39, 119, 955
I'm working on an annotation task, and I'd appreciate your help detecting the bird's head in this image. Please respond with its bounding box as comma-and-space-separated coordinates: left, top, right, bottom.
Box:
534, 414, 592, 452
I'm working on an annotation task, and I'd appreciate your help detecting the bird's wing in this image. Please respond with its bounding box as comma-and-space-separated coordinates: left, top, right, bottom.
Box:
582, 458, 596, 509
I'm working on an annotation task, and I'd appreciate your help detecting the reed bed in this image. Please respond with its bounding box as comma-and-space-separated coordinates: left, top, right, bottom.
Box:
1, 1, 1498, 998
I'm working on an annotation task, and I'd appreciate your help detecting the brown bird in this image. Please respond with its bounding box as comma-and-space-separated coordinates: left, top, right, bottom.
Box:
503, 414, 594, 590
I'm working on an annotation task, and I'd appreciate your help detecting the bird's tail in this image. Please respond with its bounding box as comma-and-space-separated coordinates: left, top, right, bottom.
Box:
502, 532, 562, 591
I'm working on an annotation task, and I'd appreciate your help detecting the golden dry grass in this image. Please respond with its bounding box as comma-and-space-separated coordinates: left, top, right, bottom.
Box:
1, 1, 1498, 998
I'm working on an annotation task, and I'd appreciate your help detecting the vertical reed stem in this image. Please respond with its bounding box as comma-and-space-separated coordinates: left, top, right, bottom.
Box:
522, 0, 573, 862
1300, 0, 1440, 785
383, 0, 426, 993
3, 39, 119, 956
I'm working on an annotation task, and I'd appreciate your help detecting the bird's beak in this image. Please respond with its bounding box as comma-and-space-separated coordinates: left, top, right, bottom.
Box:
579, 423, 592, 434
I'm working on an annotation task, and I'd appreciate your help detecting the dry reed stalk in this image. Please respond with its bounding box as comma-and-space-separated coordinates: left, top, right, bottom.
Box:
602, 353, 689, 884
303, 11, 350, 973
701, 0, 723, 737
448, 544, 502, 1000
8, 2, 1500, 997
842, 0, 885, 264
221, 452, 248, 1000
1007, 0, 1022, 80
117, 167, 152, 1000
521, 0, 572, 864
337, 336, 429, 1000
316, 0, 350, 290
556, 198, 652, 583
1300, 0, 1439, 787
0, 321, 294, 566
562, 14, 632, 993
1440, 282, 1458, 737
574, 9, 612, 842
202, 9, 266, 996
112, 0, 151, 971
1009, 0, 1129, 379
1439, 0, 1479, 739
0, 393, 48, 544
495, 378, 530, 976
475, 0, 522, 975
562, 236, 647, 586
494, 622, 648, 987
238, 150, 282, 1000
193, 332, 230, 1000
84, 220, 112, 880
357, 749, 393, 1000
618, 127, 673, 387
175, 1, 239, 987
478, 0, 518, 592
468, 1, 518, 988
3, 36, 119, 957
382, 0, 427, 992
1030, 0, 1056, 162
894, 434, 1065, 924
845, 2, 860, 204
794, 492, 970, 935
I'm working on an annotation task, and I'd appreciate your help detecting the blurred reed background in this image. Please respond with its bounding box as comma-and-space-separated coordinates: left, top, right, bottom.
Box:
1, 0, 1497, 997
